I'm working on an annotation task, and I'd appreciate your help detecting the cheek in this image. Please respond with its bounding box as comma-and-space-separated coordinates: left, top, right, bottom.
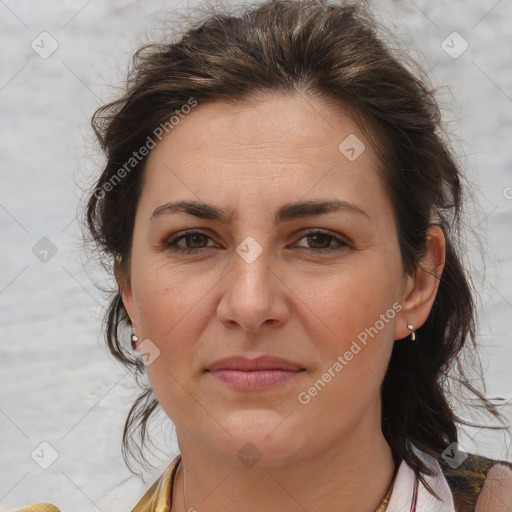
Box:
131, 258, 215, 372
131, 255, 206, 332
303, 259, 399, 337
300, 258, 400, 389
299, 283, 397, 435
137, 274, 204, 420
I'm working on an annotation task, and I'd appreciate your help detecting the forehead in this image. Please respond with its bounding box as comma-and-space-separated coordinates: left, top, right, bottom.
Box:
148, 93, 374, 162
140, 92, 389, 222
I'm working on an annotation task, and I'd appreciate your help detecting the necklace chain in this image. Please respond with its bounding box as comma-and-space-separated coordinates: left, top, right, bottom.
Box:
177, 459, 397, 512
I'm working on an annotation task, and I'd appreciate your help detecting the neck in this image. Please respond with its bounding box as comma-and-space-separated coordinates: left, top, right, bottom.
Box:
171, 406, 397, 512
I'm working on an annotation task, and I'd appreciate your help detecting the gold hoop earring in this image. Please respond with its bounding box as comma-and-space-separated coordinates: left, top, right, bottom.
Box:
407, 324, 416, 341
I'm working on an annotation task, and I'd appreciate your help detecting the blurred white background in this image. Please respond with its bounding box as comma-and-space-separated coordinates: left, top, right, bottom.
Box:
1, 0, 511, 510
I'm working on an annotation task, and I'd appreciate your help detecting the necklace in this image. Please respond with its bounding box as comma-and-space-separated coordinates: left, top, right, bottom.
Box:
374, 460, 399, 512
374, 479, 394, 512
177, 459, 398, 512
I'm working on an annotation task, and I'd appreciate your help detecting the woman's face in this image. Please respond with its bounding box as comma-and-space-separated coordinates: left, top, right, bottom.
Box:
120, 93, 419, 466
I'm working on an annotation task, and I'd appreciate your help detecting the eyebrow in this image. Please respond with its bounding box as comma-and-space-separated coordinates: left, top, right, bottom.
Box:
151, 199, 371, 224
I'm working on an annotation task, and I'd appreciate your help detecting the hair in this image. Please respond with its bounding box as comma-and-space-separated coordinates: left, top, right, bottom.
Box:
83, 0, 510, 503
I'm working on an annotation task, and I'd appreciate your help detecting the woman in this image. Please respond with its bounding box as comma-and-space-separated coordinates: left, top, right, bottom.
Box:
18, 0, 512, 511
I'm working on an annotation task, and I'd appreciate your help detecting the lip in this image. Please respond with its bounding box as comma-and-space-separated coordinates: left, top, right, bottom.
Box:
205, 356, 306, 391
206, 355, 305, 372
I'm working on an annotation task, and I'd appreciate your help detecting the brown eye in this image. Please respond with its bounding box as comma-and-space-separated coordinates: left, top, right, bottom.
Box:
180, 233, 209, 249
165, 231, 216, 254
293, 230, 350, 253
306, 234, 333, 249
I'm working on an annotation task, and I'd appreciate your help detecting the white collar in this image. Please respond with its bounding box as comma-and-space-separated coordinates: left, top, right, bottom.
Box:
387, 444, 455, 512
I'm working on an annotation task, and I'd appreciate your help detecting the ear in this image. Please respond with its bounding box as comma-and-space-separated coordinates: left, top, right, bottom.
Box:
393, 225, 446, 341
114, 257, 139, 333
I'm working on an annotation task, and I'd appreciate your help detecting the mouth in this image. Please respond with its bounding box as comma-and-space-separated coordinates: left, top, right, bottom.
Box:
206, 368, 306, 390
204, 355, 306, 391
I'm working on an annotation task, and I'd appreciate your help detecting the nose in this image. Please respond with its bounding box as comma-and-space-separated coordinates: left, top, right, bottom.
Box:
216, 242, 289, 333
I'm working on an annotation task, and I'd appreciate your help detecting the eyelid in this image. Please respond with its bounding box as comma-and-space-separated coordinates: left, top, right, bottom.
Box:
292, 229, 350, 249
163, 229, 220, 251
163, 228, 350, 254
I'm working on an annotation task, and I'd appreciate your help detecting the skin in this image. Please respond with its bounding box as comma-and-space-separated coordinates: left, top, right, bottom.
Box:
475, 464, 512, 511
117, 92, 446, 512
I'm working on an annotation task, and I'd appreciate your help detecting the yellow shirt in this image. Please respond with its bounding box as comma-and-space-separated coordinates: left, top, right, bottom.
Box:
17, 449, 512, 511
12, 453, 392, 512
131, 454, 182, 512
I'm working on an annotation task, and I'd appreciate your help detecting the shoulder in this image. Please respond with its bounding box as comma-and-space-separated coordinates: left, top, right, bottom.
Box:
438, 451, 512, 512
13, 456, 183, 512
131, 453, 182, 511
475, 462, 512, 512
12, 504, 62, 512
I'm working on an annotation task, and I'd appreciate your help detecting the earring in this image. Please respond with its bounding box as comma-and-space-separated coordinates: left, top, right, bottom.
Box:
407, 324, 416, 341
131, 333, 140, 350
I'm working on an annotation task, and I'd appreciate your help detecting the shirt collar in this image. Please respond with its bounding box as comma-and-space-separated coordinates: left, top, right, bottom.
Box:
387, 444, 455, 512
131, 454, 181, 512
132, 446, 456, 512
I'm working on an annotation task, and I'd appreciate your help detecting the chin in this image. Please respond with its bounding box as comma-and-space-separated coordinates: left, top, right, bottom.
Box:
213, 412, 308, 468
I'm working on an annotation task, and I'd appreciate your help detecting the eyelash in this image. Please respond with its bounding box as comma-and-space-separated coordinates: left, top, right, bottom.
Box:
164, 229, 350, 255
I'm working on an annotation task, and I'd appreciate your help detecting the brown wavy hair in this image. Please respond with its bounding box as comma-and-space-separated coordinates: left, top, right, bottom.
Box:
83, 0, 510, 501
